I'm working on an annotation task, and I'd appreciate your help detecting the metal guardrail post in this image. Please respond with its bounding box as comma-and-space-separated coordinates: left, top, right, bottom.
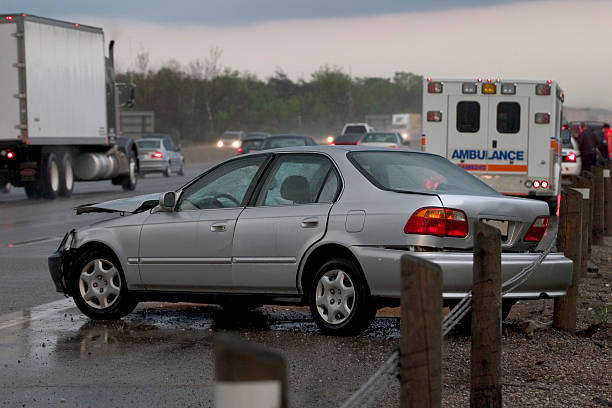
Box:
215, 334, 288, 408
470, 222, 502, 408
592, 167, 605, 245
553, 188, 583, 333
400, 255, 442, 408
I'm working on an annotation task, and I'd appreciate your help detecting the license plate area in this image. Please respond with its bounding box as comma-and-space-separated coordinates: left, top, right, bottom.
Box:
480, 219, 509, 240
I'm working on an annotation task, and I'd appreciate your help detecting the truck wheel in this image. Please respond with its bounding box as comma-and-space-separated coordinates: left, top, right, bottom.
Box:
41, 152, 61, 199
308, 257, 375, 336
58, 151, 74, 197
120, 155, 138, 191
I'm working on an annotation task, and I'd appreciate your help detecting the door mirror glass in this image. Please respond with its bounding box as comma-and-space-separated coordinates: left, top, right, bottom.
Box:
159, 192, 176, 211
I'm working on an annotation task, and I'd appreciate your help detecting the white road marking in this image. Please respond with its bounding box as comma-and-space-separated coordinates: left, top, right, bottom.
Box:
8, 236, 62, 248
0, 298, 75, 331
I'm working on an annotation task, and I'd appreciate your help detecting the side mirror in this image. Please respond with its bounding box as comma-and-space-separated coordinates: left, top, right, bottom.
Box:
159, 191, 176, 211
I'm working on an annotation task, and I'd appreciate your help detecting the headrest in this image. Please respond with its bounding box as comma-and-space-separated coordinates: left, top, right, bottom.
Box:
280, 175, 310, 203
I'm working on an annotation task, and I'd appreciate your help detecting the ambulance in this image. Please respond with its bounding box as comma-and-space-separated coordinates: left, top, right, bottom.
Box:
421, 77, 564, 212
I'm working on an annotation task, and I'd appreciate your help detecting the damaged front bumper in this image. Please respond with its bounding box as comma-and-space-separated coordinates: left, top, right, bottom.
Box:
48, 229, 75, 294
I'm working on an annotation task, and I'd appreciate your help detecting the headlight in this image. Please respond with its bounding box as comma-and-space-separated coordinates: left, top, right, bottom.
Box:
217, 140, 224, 147
401, 132, 409, 140
59, 230, 75, 252
232, 140, 240, 148
327, 135, 334, 144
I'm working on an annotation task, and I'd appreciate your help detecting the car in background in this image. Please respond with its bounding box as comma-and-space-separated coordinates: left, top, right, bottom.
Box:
330, 133, 363, 146
261, 135, 317, 150
561, 126, 581, 177
136, 136, 184, 177
217, 130, 246, 148
358, 132, 403, 148
568, 121, 609, 159
50, 146, 571, 335
237, 132, 270, 155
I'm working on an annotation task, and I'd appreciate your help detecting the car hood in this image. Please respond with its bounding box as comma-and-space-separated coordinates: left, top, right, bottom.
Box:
75, 193, 161, 215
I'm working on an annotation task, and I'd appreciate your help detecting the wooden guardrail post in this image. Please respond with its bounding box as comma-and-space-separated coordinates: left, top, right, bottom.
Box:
605, 167, 612, 237
215, 334, 288, 408
553, 188, 583, 333
571, 181, 590, 278
471, 222, 502, 408
592, 166, 605, 245
400, 255, 442, 408
582, 171, 594, 255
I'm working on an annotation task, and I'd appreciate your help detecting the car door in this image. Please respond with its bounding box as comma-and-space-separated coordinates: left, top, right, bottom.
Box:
138, 155, 269, 291
447, 95, 489, 171
232, 153, 341, 293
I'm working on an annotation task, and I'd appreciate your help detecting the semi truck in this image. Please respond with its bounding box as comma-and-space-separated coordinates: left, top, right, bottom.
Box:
0, 14, 138, 199
421, 77, 564, 212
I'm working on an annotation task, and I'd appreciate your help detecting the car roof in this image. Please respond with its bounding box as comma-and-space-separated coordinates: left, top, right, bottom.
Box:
249, 145, 423, 156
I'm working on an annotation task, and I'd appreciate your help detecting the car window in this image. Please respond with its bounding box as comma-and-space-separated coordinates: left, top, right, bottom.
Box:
497, 102, 520, 134
457, 101, 480, 133
316, 170, 340, 203
256, 154, 334, 206
561, 129, 572, 148
349, 151, 499, 196
162, 139, 172, 150
242, 139, 264, 149
177, 155, 266, 210
136, 139, 160, 149
334, 134, 362, 144
344, 125, 367, 134
361, 133, 398, 143
262, 137, 306, 149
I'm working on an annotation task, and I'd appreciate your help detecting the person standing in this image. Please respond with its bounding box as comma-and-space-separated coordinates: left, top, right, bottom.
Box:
577, 122, 599, 173
603, 123, 612, 161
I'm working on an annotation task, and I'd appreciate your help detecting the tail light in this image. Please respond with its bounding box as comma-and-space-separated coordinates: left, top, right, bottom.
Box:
532, 180, 541, 188
404, 207, 468, 238
6, 151, 14, 159
237, 147, 243, 154
427, 111, 443, 122
535, 113, 550, 124
524, 216, 549, 242
536, 83, 551, 95
427, 82, 443, 93
152, 152, 163, 158
565, 152, 576, 162
330, 142, 336, 146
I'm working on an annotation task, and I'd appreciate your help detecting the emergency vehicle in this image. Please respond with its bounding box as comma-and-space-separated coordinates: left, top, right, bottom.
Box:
421, 77, 564, 212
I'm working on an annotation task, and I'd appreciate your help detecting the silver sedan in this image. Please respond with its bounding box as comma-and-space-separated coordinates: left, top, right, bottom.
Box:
49, 146, 571, 335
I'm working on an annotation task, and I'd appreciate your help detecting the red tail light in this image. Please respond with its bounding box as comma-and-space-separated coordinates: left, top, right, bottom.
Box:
565, 152, 576, 162
152, 152, 163, 158
330, 142, 336, 146
6, 151, 14, 159
404, 207, 468, 238
524, 216, 549, 242
237, 147, 243, 154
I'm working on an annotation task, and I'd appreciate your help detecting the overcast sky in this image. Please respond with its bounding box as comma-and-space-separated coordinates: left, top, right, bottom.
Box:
7, 0, 612, 108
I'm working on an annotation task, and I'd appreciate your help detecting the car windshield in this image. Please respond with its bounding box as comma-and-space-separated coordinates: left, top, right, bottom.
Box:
361, 133, 397, 143
349, 151, 500, 195
136, 139, 161, 149
262, 137, 306, 149
561, 129, 573, 148
334, 134, 362, 144
222, 132, 242, 141
344, 125, 367, 134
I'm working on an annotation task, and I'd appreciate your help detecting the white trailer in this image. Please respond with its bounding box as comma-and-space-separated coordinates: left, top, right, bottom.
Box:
0, 14, 137, 199
421, 77, 564, 212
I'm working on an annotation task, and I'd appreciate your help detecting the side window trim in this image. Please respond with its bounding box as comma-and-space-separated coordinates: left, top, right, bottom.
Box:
314, 168, 341, 203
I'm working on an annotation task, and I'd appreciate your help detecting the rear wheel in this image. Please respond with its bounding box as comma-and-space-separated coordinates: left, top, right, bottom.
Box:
178, 160, 185, 176
58, 151, 74, 197
31, 151, 61, 199
70, 249, 137, 320
120, 154, 138, 191
164, 162, 172, 177
309, 257, 375, 336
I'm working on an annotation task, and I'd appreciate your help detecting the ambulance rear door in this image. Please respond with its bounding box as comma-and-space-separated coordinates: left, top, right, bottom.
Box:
447, 95, 489, 172
486, 96, 529, 174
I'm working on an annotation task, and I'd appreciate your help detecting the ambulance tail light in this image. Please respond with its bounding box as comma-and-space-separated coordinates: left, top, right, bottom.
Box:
427, 111, 442, 122
427, 82, 443, 93
535, 113, 550, 124
404, 207, 468, 238
532, 180, 541, 188
541, 180, 549, 189
565, 152, 577, 162
524, 216, 549, 242
536, 83, 551, 95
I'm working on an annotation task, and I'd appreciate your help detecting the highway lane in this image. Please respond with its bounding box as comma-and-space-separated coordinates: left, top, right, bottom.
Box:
0, 162, 217, 315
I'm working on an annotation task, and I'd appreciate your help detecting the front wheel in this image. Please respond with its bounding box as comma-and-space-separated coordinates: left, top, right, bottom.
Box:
308, 257, 375, 336
120, 155, 138, 191
70, 249, 137, 320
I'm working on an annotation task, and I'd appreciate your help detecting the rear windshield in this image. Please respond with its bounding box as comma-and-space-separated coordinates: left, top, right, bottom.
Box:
344, 125, 367, 134
334, 134, 362, 144
242, 139, 264, 149
361, 133, 398, 144
561, 129, 573, 148
136, 139, 161, 149
348, 151, 499, 195
262, 137, 306, 149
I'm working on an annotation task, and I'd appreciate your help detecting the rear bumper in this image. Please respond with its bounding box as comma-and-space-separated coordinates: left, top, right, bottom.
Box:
351, 246, 572, 299
138, 159, 168, 173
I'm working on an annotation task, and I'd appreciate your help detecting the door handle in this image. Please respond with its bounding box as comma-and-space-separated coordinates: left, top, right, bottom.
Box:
301, 217, 319, 228
492, 140, 497, 148
211, 223, 227, 232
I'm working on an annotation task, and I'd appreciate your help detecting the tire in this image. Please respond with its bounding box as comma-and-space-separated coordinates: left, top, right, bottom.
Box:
546, 196, 559, 215
164, 162, 172, 177
69, 249, 137, 320
308, 257, 375, 336
58, 151, 74, 197
24, 182, 42, 199
41, 152, 61, 199
120, 154, 138, 191
178, 160, 185, 176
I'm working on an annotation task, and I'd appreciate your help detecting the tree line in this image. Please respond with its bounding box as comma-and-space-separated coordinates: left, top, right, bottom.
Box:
117, 49, 423, 144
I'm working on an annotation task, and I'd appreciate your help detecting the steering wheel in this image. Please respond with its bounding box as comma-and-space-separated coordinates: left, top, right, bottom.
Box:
211, 192, 240, 208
